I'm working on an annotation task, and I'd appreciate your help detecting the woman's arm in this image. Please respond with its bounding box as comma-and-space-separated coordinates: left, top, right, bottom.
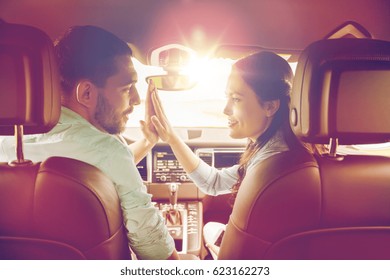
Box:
149, 85, 238, 195
150, 87, 200, 174
188, 159, 239, 195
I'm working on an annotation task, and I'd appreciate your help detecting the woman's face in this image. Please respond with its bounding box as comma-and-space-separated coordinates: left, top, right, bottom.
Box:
224, 70, 277, 142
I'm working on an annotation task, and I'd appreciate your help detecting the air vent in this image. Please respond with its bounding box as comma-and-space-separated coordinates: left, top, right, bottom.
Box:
198, 151, 213, 166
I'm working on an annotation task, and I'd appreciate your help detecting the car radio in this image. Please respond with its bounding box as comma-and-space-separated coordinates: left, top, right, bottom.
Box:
152, 146, 190, 183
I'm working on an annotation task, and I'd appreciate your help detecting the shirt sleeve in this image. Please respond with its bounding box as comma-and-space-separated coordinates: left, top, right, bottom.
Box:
92, 138, 175, 260
188, 159, 239, 196
0, 136, 16, 161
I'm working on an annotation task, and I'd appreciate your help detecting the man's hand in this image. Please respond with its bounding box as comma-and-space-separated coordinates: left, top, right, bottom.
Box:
130, 80, 159, 164
139, 79, 159, 146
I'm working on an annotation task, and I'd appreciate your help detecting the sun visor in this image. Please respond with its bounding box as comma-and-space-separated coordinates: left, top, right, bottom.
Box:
290, 38, 390, 145
0, 21, 61, 135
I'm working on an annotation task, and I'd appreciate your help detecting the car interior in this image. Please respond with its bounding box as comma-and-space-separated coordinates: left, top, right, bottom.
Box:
1, 0, 390, 260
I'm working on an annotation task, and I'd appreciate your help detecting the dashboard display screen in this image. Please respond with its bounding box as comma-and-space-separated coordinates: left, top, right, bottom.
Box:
152, 147, 189, 183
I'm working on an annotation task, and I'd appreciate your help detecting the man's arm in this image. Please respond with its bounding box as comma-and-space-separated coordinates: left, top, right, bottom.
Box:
128, 137, 155, 164
129, 79, 159, 164
100, 144, 177, 260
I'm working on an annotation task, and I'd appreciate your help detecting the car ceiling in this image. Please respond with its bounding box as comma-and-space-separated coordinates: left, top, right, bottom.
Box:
1, 0, 390, 63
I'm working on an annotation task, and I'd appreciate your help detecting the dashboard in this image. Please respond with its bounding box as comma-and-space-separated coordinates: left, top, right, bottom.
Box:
135, 143, 244, 203
126, 127, 245, 181
137, 144, 244, 184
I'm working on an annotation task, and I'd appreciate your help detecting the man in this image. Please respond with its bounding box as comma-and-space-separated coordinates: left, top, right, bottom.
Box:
0, 25, 178, 260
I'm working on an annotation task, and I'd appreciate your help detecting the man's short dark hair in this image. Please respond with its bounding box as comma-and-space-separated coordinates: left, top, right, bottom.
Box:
54, 25, 133, 94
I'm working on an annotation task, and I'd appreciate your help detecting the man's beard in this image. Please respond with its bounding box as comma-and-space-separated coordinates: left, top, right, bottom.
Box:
94, 93, 126, 134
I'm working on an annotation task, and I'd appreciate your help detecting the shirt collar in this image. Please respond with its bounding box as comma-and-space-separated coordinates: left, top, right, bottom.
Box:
59, 106, 93, 127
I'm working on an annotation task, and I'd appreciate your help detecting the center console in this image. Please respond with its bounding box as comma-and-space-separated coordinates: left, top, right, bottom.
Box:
138, 145, 243, 257
153, 182, 202, 255
155, 199, 202, 255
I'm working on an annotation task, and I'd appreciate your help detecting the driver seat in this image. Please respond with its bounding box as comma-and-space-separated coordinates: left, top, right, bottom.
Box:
0, 20, 130, 259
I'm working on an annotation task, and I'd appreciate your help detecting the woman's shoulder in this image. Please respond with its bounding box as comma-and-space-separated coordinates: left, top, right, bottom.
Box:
246, 131, 289, 171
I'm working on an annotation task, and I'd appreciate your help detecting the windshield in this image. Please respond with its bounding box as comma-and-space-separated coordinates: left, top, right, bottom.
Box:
129, 57, 299, 128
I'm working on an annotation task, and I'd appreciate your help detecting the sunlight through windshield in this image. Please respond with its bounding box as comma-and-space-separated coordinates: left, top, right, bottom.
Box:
128, 58, 297, 128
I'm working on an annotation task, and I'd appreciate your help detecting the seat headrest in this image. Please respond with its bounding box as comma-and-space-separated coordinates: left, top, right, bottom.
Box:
0, 21, 61, 135
290, 38, 390, 145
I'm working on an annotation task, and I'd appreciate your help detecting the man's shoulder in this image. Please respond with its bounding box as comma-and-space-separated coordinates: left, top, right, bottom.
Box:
47, 116, 131, 161
67, 125, 128, 151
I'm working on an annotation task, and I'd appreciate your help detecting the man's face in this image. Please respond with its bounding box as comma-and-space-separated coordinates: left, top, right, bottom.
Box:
94, 55, 140, 134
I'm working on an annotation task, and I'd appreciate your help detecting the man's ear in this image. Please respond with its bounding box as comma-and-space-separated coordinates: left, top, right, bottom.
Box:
264, 99, 280, 117
75, 80, 98, 108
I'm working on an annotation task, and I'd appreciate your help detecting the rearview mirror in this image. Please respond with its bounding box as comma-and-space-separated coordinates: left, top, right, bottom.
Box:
146, 75, 197, 91
147, 44, 198, 91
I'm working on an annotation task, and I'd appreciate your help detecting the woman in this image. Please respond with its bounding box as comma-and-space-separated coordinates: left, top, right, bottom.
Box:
149, 51, 312, 257
149, 51, 306, 201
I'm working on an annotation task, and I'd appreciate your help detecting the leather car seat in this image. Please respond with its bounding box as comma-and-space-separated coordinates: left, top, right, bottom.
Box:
0, 20, 130, 259
218, 38, 390, 259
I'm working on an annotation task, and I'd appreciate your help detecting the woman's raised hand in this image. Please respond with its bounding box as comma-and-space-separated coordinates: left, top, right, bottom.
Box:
148, 80, 179, 145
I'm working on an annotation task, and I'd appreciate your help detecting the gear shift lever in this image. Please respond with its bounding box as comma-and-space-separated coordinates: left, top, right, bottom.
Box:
169, 183, 179, 209
165, 183, 181, 225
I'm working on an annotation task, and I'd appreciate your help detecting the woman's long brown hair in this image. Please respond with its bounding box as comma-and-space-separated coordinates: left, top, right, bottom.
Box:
229, 51, 302, 206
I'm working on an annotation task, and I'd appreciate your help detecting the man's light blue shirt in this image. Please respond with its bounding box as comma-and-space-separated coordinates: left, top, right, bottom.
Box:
0, 107, 174, 259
